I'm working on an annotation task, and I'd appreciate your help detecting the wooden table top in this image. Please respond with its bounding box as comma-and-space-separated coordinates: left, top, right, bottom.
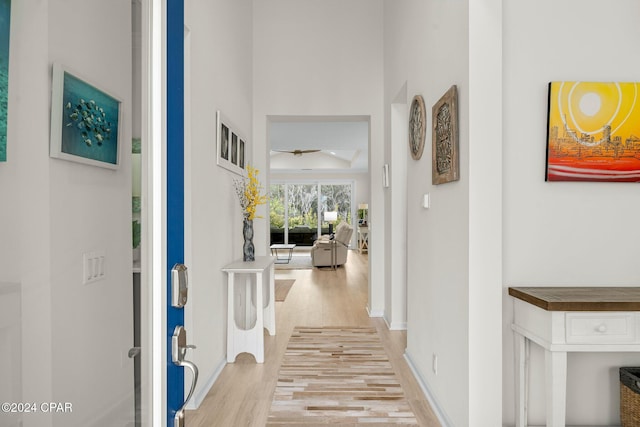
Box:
508, 287, 640, 311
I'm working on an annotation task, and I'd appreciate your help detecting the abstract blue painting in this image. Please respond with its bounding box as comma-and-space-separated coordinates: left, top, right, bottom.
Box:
50, 64, 121, 168
0, 0, 11, 162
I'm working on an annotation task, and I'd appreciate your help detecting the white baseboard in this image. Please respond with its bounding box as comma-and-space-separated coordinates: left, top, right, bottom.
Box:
86, 390, 135, 427
366, 306, 384, 318
382, 315, 406, 331
404, 350, 454, 427
383, 315, 391, 329
187, 356, 226, 410
388, 321, 406, 330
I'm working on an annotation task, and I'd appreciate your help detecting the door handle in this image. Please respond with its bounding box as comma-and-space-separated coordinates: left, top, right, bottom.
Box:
172, 326, 198, 427
128, 347, 141, 358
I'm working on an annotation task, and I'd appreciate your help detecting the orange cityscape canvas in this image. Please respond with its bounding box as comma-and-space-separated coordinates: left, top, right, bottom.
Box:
546, 81, 640, 182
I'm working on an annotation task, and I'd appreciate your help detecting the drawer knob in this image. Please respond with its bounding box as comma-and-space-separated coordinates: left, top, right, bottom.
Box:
596, 324, 607, 333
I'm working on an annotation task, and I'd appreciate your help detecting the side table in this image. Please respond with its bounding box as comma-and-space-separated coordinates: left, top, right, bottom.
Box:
270, 243, 296, 264
509, 286, 640, 427
358, 226, 369, 253
222, 256, 276, 363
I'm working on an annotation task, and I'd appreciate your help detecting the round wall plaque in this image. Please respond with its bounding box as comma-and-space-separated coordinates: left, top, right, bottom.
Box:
408, 95, 426, 160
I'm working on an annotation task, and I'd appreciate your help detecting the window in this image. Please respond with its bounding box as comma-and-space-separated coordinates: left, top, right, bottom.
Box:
269, 181, 354, 246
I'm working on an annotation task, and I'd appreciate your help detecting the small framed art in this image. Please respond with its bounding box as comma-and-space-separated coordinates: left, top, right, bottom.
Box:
216, 110, 248, 175
432, 85, 459, 185
409, 95, 426, 160
50, 63, 122, 169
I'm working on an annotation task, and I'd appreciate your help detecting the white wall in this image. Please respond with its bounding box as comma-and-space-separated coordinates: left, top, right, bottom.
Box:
48, 1, 133, 425
384, 1, 471, 425
253, 0, 385, 315
184, 0, 254, 407
384, 1, 503, 425
0, 1, 133, 426
502, 1, 640, 425
0, 2, 53, 426
384, 99, 408, 331
468, 0, 503, 424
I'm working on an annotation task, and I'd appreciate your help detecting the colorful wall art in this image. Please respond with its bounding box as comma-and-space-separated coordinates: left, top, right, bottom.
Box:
0, 0, 11, 162
50, 63, 121, 169
546, 81, 640, 182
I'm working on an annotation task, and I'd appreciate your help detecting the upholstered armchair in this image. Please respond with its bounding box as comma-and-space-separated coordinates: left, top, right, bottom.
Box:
310, 222, 353, 267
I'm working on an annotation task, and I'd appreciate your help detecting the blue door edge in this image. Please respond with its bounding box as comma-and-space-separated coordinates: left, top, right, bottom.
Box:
166, 0, 185, 425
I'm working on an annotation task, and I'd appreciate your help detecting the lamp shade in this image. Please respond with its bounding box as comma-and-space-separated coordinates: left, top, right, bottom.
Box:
358, 203, 368, 210
323, 211, 338, 222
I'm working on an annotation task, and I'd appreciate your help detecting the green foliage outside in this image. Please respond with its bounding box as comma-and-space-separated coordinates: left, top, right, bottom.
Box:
132, 220, 141, 249
270, 184, 285, 228
269, 183, 352, 230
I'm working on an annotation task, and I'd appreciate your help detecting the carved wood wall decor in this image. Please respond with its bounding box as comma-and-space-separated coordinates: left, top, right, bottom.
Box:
432, 85, 459, 185
408, 95, 426, 160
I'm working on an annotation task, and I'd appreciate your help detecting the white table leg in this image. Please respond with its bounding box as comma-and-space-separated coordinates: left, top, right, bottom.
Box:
226, 272, 236, 363
264, 263, 276, 336
244, 274, 252, 330
255, 271, 264, 363
515, 333, 529, 427
545, 350, 567, 427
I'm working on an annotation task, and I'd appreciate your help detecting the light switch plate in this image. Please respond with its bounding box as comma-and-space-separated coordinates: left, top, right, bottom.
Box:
423, 193, 430, 209
83, 250, 106, 285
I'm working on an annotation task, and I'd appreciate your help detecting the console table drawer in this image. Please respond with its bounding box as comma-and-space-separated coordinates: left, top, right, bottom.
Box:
565, 313, 635, 344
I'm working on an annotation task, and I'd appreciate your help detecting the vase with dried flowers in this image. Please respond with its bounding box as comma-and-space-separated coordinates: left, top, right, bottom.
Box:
233, 165, 267, 261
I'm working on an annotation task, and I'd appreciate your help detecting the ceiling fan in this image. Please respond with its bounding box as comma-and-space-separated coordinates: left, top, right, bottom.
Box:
273, 149, 321, 156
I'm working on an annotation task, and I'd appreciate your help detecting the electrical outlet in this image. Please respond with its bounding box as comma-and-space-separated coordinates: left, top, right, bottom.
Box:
432, 354, 438, 375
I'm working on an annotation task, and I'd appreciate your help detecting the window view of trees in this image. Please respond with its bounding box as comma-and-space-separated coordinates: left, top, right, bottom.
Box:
320, 184, 352, 226
269, 182, 352, 246
269, 185, 285, 244
287, 184, 318, 228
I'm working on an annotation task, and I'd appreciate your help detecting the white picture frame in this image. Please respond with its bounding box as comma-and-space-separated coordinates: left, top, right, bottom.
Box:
216, 110, 248, 175
50, 63, 122, 169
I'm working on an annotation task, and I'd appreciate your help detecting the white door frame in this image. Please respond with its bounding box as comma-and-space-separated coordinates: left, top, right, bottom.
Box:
140, 0, 167, 425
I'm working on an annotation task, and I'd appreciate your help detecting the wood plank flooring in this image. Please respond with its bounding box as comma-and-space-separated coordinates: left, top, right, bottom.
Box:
186, 250, 441, 426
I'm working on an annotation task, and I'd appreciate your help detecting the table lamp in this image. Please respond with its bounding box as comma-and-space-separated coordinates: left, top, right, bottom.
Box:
324, 211, 338, 234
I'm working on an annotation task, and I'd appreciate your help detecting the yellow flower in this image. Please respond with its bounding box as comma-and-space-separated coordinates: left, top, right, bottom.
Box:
233, 165, 267, 221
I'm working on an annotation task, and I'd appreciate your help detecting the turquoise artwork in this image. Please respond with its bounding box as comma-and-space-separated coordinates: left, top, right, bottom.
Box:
60, 71, 120, 165
0, 0, 11, 162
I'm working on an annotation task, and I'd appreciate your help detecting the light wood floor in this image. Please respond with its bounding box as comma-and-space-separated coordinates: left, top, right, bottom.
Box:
186, 250, 441, 426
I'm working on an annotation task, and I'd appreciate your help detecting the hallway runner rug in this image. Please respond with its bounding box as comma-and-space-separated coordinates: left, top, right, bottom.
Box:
266, 326, 419, 425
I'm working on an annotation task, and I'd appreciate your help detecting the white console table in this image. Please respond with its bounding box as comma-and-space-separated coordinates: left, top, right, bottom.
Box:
510, 287, 640, 427
222, 256, 276, 363
358, 226, 369, 253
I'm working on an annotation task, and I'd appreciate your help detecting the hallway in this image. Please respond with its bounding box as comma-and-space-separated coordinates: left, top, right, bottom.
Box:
186, 251, 440, 426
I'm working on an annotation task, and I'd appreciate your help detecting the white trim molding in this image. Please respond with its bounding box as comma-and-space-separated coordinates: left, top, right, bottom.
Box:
404, 350, 454, 427
187, 357, 226, 410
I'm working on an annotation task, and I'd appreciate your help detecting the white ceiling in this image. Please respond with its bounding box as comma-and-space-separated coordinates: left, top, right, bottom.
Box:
269, 119, 369, 172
